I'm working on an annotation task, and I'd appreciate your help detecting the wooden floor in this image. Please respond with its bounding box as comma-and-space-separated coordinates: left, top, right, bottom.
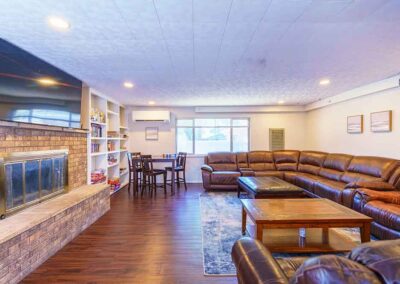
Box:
22, 184, 237, 284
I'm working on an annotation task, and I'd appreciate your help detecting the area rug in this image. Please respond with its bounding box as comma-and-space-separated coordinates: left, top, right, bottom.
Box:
199, 192, 371, 276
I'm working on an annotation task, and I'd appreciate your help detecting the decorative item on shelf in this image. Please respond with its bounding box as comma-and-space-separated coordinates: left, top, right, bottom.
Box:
91, 124, 103, 137
108, 177, 121, 192
91, 169, 106, 184
90, 108, 105, 123
107, 131, 119, 138
91, 143, 100, 153
371, 110, 392, 132
347, 115, 363, 134
120, 134, 128, 139
145, 127, 158, 140
119, 167, 127, 174
107, 141, 116, 151
108, 154, 118, 165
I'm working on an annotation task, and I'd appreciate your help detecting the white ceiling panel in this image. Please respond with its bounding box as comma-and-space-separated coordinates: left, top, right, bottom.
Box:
0, 0, 399, 106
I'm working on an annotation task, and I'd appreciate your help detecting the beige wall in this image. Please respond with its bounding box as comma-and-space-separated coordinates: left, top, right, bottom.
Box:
306, 87, 400, 159
127, 106, 307, 182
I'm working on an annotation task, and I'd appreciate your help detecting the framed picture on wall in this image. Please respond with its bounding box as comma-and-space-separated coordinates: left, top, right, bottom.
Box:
371, 110, 392, 132
347, 115, 363, 134
145, 127, 159, 140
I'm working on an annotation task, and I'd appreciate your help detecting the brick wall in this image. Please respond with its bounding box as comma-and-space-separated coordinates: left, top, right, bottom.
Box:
0, 185, 110, 283
0, 125, 88, 189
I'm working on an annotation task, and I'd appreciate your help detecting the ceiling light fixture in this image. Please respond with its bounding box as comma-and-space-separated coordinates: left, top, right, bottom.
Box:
319, 78, 331, 86
47, 16, 70, 30
123, 82, 134, 88
148, 101, 155, 105
36, 77, 58, 86
278, 100, 285, 105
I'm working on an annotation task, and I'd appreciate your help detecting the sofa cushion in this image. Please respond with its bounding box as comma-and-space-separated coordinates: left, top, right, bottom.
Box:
236, 152, 249, 169
207, 152, 238, 171
283, 171, 299, 184
254, 171, 283, 179
297, 151, 327, 175
348, 239, 400, 283
248, 151, 276, 171
388, 167, 400, 189
211, 171, 241, 185
319, 153, 353, 181
314, 180, 347, 203
292, 255, 381, 284
273, 150, 300, 171
295, 174, 329, 193
362, 201, 400, 231
341, 156, 398, 183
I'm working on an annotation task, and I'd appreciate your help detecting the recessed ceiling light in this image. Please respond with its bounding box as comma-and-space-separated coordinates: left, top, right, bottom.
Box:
123, 82, 134, 88
37, 77, 58, 86
319, 78, 331, 86
278, 100, 285, 105
148, 101, 155, 105
47, 16, 70, 30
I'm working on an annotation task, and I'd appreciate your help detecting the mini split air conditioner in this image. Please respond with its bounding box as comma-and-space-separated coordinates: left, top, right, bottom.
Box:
132, 111, 171, 123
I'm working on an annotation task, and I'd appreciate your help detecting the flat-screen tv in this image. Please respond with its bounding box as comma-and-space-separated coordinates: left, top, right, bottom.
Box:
0, 39, 82, 129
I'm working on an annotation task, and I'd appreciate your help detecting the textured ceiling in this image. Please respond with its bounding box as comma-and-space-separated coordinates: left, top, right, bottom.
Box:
0, 0, 400, 106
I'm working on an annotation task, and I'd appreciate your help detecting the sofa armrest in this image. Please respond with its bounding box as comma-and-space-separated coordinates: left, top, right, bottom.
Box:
231, 237, 289, 284
239, 168, 255, 177
201, 165, 214, 173
345, 181, 395, 191
356, 188, 400, 205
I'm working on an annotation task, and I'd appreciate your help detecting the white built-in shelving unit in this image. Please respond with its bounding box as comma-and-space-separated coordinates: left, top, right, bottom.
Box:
82, 87, 129, 195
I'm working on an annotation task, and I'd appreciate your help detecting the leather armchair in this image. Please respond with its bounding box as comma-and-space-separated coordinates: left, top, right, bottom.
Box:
232, 237, 400, 284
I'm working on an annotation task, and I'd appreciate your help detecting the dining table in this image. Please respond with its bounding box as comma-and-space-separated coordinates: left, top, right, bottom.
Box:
131, 156, 178, 194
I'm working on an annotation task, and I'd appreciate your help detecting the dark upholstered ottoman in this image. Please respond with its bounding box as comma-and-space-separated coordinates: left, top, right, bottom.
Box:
237, 176, 304, 199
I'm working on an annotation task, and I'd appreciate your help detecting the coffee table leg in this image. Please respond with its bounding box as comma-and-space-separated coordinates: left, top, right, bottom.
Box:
242, 206, 246, 235
255, 224, 263, 241
360, 223, 371, 243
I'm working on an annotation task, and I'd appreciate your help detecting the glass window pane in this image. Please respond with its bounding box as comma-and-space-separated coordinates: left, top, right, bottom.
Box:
195, 127, 230, 154
177, 119, 193, 127
195, 119, 230, 127
233, 127, 249, 152
177, 128, 193, 153
232, 119, 249, 127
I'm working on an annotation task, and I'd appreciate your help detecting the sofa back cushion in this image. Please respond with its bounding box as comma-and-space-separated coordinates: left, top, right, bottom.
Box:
248, 151, 275, 171
388, 167, 400, 189
341, 156, 398, 183
236, 152, 249, 168
319, 153, 353, 181
348, 239, 400, 283
293, 255, 381, 284
273, 150, 300, 171
297, 151, 327, 175
206, 152, 238, 171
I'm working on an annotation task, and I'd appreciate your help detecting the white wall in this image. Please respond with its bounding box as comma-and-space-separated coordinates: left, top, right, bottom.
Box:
306, 87, 400, 159
127, 106, 307, 182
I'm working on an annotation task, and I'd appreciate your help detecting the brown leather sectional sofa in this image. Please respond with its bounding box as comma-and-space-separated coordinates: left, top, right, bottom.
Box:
232, 237, 400, 284
201, 150, 400, 239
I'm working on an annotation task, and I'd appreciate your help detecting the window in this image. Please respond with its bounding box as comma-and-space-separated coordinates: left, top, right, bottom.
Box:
176, 118, 249, 154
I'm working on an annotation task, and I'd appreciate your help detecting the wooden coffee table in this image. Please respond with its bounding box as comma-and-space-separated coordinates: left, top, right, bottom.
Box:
241, 198, 373, 253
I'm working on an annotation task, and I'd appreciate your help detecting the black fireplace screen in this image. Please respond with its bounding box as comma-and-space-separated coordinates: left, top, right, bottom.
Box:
0, 150, 68, 218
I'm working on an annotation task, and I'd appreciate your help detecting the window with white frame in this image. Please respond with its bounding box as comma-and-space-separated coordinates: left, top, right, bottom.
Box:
176, 118, 249, 154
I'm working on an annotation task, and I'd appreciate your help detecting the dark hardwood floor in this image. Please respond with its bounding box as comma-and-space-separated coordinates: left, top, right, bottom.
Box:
22, 184, 237, 284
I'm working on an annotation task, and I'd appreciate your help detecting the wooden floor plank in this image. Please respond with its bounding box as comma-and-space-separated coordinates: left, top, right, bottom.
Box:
22, 184, 237, 284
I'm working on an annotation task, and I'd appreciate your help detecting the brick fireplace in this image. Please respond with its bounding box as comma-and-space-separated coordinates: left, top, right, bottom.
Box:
0, 122, 110, 284
0, 123, 87, 189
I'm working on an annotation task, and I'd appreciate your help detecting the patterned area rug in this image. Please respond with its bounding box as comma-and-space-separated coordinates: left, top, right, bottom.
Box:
199, 192, 369, 276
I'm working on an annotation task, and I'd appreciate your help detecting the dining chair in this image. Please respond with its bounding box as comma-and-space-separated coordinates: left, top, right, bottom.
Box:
165, 152, 187, 190
141, 155, 167, 195
127, 152, 142, 194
